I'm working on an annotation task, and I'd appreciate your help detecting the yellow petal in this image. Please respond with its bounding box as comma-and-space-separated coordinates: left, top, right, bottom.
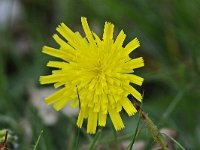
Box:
70, 98, 79, 108
77, 109, 85, 128
103, 22, 114, 41
124, 85, 142, 102
87, 111, 97, 134
124, 57, 144, 70
124, 38, 140, 55
81, 17, 95, 45
114, 30, 126, 48
42, 46, 75, 62
53, 34, 74, 51
47, 61, 69, 69
124, 74, 144, 86
44, 88, 65, 105
109, 108, 124, 130
39, 74, 64, 85
98, 113, 107, 126
121, 97, 137, 116
53, 98, 72, 111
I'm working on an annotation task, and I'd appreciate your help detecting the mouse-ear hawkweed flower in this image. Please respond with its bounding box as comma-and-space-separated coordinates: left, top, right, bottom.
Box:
40, 17, 144, 134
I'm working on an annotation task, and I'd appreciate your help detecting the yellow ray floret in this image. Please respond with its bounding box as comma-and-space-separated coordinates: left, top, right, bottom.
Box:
39, 17, 144, 134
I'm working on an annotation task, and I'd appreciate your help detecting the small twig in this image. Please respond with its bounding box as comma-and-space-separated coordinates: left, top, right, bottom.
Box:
1, 130, 8, 150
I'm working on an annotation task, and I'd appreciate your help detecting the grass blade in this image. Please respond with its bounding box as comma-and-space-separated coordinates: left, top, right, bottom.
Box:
161, 133, 186, 150
33, 130, 43, 150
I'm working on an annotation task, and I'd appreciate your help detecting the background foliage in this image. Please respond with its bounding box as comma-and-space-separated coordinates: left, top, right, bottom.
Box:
0, 0, 200, 149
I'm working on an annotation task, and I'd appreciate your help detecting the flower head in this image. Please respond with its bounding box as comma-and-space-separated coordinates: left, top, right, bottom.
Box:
40, 17, 144, 134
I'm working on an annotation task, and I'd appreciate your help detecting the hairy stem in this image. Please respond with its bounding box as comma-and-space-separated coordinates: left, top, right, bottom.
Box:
130, 96, 169, 150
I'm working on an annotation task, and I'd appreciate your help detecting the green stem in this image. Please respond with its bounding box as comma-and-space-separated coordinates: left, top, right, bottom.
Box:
112, 125, 120, 150
128, 109, 141, 150
74, 127, 80, 150
89, 129, 102, 150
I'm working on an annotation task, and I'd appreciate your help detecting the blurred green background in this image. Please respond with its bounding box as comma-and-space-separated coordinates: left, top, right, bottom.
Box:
0, 0, 200, 149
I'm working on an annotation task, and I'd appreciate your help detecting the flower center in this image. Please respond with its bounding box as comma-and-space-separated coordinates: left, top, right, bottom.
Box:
94, 63, 103, 75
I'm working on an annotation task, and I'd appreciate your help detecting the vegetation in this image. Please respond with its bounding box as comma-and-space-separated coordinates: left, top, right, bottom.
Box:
0, 0, 200, 149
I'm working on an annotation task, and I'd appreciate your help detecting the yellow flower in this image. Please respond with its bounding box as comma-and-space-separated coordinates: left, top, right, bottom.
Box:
40, 17, 144, 134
